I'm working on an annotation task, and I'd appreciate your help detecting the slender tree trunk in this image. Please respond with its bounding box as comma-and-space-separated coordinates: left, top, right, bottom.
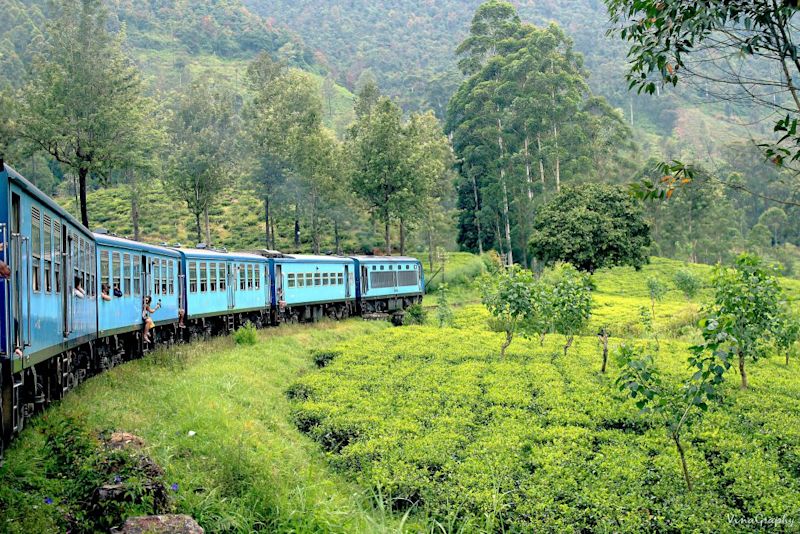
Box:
264, 194, 270, 248
399, 219, 406, 256
524, 136, 533, 200
471, 174, 484, 255
129, 169, 140, 241
553, 124, 561, 193
270, 218, 276, 250
500, 330, 513, 358
334, 220, 341, 255
194, 212, 202, 244
599, 329, 609, 373
311, 192, 320, 255
427, 213, 435, 271
536, 133, 546, 186
204, 208, 211, 246
501, 176, 513, 266
495, 217, 504, 258
384, 216, 391, 256
673, 434, 693, 491
563, 335, 574, 357
294, 198, 301, 249
739, 351, 748, 389
78, 167, 89, 227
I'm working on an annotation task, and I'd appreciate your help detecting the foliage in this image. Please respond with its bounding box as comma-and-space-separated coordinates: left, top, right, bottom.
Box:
529, 183, 651, 273
699, 254, 786, 389
402, 304, 428, 326
15, 0, 157, 227
547, 263, 593, 356
234, 322, 258, 346
616, 343, 730, 490
435, 284, 454, 328
673, 269, 702, 301
480, 266, 537, 356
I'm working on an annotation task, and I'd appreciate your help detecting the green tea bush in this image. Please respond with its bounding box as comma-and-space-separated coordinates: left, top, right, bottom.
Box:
402, 303, 427, 326
312, 349, 342, 368
673, 268, 702, 300
233, 322, 258, 345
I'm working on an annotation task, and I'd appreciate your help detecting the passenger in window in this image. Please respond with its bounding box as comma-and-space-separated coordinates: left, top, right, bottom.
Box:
101, 283, 112, 302
0, 260, 10, 279
73, 277, 85, 298
113, 284, 123, 298
142, 296, 161, 343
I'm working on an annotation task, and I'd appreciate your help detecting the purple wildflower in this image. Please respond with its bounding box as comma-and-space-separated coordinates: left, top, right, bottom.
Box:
114, 475, 122, 484
44, 497, 53, 505
171, 483, 179, 492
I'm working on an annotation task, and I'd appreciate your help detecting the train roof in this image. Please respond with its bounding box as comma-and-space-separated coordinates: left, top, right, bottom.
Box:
94, 232, 181, 257
173, 247, 267, 262
349, 256, 421, 263
273, 254, 355, 264
3, 163, 94, 240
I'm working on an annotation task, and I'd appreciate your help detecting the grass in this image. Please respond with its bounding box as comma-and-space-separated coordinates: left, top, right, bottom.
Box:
0, 320, 417, 533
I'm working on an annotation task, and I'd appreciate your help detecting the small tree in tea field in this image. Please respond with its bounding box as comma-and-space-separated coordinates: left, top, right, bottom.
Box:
703, 254, 783, 389
549, 264, 593, 357
597, 326, 611, 373
673, 269, 701, 301
481, 266, 537, 357
436, 283, 454, 328
773, 305, 800, 366
617, 343, 731, 491
646, 276, 668, 350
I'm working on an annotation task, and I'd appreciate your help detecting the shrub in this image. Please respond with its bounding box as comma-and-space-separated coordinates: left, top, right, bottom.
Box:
312, 349, 342, 368
548, 264, 593, 357
436, 284, 454, 328
233, 322, 258, 345
673, 269, 701, 300
403, 303, 427, 326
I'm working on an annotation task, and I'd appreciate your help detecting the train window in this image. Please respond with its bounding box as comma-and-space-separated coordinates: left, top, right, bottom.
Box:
380, 265, 384, 271
53, 221, 62, 293
304, 273, 312, 287
101, 250, 110, 291
112, 252, 121, 295
199, 262, 207, 292
255, 265, 260, 289
89, 243, 96, 297
298, 273, 306, 287
160, 260, 167, 295
210, 262, 218, 292
218, 263, 226, 291
246, 265, 252, 290
31, 207, 41, 292
238, 265, 245, 290
133, 255, 141, 296
189, 262, 197, 293
322, 273, 329, 286
397, 270, 417, 287
168, 261, 175, 295
312, 272, 320, 286
287, 273, 295, 288
338, 273, 344, 285
43, 214, 52, 292
122, 254, 131, 296
369, 270, 395, 289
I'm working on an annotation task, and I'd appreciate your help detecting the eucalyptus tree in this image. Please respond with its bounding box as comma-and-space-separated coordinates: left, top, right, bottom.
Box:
16, 0, 154, 227
165, 81, 240, 244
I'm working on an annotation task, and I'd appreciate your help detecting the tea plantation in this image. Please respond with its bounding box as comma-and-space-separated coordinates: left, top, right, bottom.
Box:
289, 258, 800, 532
1, 257, 798, 532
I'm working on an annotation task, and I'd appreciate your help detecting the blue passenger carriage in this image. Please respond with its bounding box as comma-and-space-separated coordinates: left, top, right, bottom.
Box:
94, 233, 181, 361
351, 256, 424, 313
269, 254, 356, 322
176, 247, 270, 336
1, 163, 98, 446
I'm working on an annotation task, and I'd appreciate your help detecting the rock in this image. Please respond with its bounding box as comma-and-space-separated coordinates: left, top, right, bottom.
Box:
116, 514, 204, 534
107, 432, 146, 449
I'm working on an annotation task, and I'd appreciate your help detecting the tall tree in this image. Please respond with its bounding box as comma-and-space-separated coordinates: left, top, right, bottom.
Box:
16, 0, 152, 227
165, 81, 240, 244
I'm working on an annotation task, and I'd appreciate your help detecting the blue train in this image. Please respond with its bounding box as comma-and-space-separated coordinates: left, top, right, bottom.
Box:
0, 163, 424, 457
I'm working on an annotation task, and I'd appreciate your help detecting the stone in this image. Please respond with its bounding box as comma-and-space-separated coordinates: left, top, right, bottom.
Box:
107, 432, 146, 449
116, 514, 204, 534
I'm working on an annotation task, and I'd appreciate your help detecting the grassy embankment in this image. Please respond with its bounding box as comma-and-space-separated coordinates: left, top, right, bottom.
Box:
2, 256, 799, 532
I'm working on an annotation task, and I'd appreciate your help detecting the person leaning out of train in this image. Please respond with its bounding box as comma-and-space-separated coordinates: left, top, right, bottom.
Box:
142, 296, 161, 343
101, 283, 112, 302
113, 284, 123, 298
73, 277, 85, 298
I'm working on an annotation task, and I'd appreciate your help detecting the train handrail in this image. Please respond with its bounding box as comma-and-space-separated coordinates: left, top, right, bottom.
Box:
22, 236, 30, 347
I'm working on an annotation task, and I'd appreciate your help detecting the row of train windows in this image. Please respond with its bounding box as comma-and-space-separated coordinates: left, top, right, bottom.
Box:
99, 252, 176, 297
31, 206, 96, 297
369, 270, 419, 289
188, 262, 261, 293
286, 272, 345, 289
371, 264, 416, 271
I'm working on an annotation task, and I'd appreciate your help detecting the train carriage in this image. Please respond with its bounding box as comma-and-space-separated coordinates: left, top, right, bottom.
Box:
269, 254, 356, 322
94, 233, 181, 361
1, 163, 98, 448
176, 248, 270, 336
351, 256, 424, 313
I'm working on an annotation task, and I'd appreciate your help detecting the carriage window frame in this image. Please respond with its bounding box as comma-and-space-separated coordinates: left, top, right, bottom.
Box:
31, 207, 41, 293
123, 253, 131, 296
101, 250, 110, 294
133, 255, 141, 296
210, 262, 218, 292
338, 273, 344, 285
53, 221, 62, 293
218, 262, 226, 291
112, 252, 121, 296
43, 214, 52, 293
288, 273, 296, 288
189, 261, 197, 293
160, 259, 168, 295
199, 262, 208, 292
168, 260, 175, 295
255, 265, 261, 290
